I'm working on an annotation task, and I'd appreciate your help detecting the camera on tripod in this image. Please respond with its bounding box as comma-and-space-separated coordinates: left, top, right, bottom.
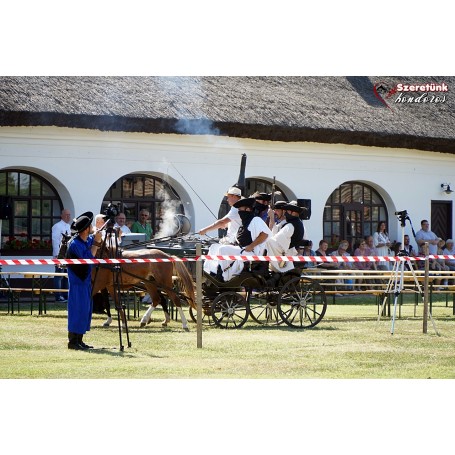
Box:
394, 209, 409, 227
103, 203, 120, 223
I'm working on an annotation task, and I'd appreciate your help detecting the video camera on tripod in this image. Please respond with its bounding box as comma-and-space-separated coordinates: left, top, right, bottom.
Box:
394, 209, 409, 227
103, 203, 120, 224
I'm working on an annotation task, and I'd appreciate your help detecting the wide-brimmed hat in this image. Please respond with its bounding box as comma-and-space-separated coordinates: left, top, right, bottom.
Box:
70, 211, 94, 234
282, 200, 304, 214
225, 186, 242, 197
254, 192, 272, 202
273, 200, 287, 210
233, 197, 256, 209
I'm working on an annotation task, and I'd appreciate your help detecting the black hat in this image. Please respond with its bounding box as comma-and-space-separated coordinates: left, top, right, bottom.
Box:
70, 211, 94, 234
273, 200, 287, 209
282, 201, 305, 215
233, 197, 256, 209
254, 192, 272, 202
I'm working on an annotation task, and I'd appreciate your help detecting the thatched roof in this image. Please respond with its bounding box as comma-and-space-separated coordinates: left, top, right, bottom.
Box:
0, 76, 454, 153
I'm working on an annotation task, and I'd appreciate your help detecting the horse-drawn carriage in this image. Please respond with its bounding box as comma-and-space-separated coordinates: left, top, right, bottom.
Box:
187, 265, 327, 329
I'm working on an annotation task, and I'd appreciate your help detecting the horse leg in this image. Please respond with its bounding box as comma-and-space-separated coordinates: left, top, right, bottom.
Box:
159, 293, 171, 327
139, 287, 161, 327
166, 291, 189, 331
101, 288, 113, 327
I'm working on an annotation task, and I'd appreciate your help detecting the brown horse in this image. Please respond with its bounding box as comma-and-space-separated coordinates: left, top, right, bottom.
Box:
91, 248, 196, 330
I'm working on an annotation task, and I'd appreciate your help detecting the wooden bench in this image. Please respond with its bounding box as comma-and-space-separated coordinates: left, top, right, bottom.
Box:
301, 267, 454, 317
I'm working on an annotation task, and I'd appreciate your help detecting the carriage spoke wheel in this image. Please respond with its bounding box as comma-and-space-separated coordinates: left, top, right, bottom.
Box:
211, 292, 249, 329
248, 291, 283, 325
278, 277, 327, 329
189, 302, 215, 326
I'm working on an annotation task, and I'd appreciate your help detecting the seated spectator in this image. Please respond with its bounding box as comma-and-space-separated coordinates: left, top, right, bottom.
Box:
353, 239, 374, 290
331, 240, 353, 293
114, 212, 131, 234
442, 239, 455, 271
299, 240, 316, 269
315, 239, 337, 269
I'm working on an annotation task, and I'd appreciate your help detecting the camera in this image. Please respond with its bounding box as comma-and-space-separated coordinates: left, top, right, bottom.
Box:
394, 210, 407, 217
103, 203, 120, 222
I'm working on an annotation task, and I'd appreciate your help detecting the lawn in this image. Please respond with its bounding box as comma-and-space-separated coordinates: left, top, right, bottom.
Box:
1, 294, 454, 379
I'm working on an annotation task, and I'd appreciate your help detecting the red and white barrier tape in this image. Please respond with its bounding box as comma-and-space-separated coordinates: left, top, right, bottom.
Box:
0, 255, 452, 266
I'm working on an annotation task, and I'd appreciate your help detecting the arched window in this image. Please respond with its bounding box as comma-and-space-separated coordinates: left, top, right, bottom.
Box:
0, 170, 62, 251
323, 181, 388, 251
102, 174, 184, 236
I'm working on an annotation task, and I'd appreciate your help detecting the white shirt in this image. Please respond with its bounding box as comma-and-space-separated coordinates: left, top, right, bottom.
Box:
51, 219, 71, 257
114, 223, 131, 234
224, 207, 242, 241
415, 229, 439, 255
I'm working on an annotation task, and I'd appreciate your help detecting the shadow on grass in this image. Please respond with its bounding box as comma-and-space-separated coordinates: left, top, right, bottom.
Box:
240, 324, 339, 332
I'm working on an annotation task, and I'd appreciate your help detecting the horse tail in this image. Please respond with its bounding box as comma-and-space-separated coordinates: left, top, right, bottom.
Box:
172, 259, 196, 310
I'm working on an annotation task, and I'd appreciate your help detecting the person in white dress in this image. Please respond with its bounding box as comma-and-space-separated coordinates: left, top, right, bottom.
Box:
373, 221, 392, 270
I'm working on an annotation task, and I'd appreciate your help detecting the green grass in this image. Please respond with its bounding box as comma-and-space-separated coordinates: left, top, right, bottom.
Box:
1, 295, 455, 379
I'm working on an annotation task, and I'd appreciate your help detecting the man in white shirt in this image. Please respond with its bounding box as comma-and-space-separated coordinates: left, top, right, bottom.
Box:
198, 186, 242, 242
114, 212, 131, 234
265, 201, 305, 274
415, 219, 440, 255
51, 208, 71, 302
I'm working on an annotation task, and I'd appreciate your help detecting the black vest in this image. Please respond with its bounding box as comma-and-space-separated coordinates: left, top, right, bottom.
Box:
284, 218, 305, 249
236, 225, 253, 248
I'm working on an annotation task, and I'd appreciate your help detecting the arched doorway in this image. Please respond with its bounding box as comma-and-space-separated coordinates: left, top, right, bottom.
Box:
323, 181, 388, 251
101, 174, 184, 237
0, 169, 62, 252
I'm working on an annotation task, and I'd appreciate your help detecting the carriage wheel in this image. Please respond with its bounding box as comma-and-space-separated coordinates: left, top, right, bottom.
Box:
248, 290, 282, 325
278, 277, 327, 328
189, 304, 214, 326
211, 292, 249, 329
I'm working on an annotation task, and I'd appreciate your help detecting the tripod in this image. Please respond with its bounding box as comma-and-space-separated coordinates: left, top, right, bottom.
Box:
377, 212, 439, 335
96, 218, 131, 351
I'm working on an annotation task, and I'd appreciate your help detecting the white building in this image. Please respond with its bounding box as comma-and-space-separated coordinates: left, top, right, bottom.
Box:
1, 76, 454, 257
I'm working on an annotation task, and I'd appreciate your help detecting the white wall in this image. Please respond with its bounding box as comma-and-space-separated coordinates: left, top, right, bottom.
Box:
1, 125, 454, 252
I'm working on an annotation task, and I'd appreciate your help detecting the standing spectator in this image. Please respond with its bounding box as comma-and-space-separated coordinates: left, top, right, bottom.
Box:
373, 221, 392, 271
131, 209, 153, 240
114, 212, 131, 234
66, 211, 102, 350
51, 208, 71, 302
415, 219, 440, 255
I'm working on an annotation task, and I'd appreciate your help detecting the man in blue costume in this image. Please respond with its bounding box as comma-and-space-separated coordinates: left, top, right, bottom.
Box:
66, 211, 102, 350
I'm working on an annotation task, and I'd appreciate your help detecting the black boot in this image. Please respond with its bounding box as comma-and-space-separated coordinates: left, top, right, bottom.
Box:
68, 332, 83, 350
78, 334, 93, 350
